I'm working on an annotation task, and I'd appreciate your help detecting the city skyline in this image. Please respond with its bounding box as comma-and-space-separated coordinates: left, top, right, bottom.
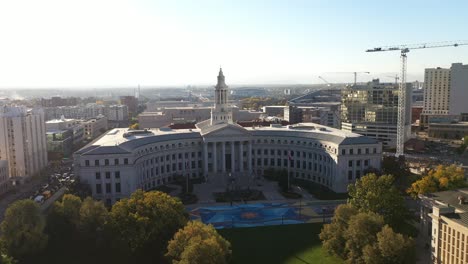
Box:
0, 0, 467, 88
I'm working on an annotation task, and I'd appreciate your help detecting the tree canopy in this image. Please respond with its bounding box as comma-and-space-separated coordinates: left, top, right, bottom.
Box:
320, 204, 415, 264
0, 200, 48, 261
348, 174, 408, 228
407, 164, 466, 198
107, 190, 188, 262
166, 221, 231, 264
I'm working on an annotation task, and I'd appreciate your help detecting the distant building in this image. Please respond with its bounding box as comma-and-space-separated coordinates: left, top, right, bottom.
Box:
428, 122, 468, 139
41, 96, 78, 107
138, 106, 263, 129
421, 63, 468, 126
412, 103, 424, 124
0, 106, 48, 183
0, 160, 9, 195
46, 129, 73, 159
284, 105, 303, 124
44, 104, 106, 120
340, 79, 412, 148
46, 117, 84, 145
262, 105, 285, 117
106, 105, 128, 122
420, 188, 468, 264
82, 115, 108, 140
120, 96, 138, 114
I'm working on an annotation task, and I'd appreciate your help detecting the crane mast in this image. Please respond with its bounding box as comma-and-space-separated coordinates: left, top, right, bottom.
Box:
366, 41, 468, 157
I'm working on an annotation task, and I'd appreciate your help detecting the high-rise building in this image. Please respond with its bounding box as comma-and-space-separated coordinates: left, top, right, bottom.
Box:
0, 160, 9, 195
341, 79, 412, 147
106, 105, 129, 121
0, 106, 48, 182
421, 63, 468, 125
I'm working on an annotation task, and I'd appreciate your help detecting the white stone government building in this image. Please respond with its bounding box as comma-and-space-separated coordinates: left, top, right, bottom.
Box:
74, 69, 382, 205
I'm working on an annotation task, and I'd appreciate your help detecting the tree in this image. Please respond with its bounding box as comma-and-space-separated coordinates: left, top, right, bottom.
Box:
344, 212, 385, 263
348, 174, 408, 228
107, 190, 188, 262
363, 225, 415, 264
320, 204, 358, 258
407, 165, 466, 197
46, 194, 82, 247
129, 123, 139, 130
78, 197, 108, 246
166, 221, 231, 264
0, 200, 48, 260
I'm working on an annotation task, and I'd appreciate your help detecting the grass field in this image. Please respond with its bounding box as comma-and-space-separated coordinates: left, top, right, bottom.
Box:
219, 223, 342, 264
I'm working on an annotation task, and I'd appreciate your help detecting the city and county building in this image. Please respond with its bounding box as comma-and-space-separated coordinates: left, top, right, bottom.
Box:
421, 63, 468, 126
0, 106, 48, 183
0, 160, 9, 195
74, 69, 382, 205
420, 188, 468, 264
340, 79, 412, 148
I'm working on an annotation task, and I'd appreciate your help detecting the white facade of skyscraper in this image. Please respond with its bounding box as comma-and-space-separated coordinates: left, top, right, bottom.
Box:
422, 63, 468, 124
0, 106, 48, 182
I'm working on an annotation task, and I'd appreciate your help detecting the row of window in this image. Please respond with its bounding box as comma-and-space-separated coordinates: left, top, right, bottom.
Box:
96, 182, 121, 194
85, 158, 129, 166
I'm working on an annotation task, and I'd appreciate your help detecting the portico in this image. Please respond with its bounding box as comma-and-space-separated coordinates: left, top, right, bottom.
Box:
202, 140, 253, 175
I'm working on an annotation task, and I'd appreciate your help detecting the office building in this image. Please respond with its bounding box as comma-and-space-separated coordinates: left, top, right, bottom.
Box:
341, 79, 412, 147
82, 115, 108, 140
120, 96, 138, 114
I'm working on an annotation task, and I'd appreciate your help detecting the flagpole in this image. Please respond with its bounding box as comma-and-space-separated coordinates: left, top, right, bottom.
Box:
186, 161, 189, 193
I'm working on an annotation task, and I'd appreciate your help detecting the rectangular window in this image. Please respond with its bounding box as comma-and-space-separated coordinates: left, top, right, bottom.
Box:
114, 159, 119, 165
106, 172, 111, 179
277, 159, 281, 166
357, 149, 361, 155
348, 171, 353, 180
350, 149, 354, 155
105, 159, 109, 166
264, 149, 268, 155
341, 149, 345, 155
115, 171, 120, 179
124, 158, 128, 165
348, 160, 353, 167
364, 160, 369, 166
95, 172, 101, 180
356, 170, 361, 179
115, 183, 121, 193
106, 183, 111, 193
95, 160, 99, 166
96, 184, 102, 194
85, 160, 90, 166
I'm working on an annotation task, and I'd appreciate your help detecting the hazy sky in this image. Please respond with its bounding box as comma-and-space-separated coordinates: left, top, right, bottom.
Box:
0, 0, 467, 88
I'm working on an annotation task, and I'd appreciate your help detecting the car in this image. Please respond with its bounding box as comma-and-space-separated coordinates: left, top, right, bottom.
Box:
34, 195, 45, 203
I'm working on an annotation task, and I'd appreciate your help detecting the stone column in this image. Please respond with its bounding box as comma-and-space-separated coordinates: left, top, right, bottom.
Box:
221, 142, 226, 172
231, 141, 235, 173
248, 140, 252, 174
213, 142, 217, 173
203, 142, 208, 176
239, 141, 244, 172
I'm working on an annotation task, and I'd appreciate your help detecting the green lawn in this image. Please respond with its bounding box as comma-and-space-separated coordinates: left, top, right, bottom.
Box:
219, 223, 342, 264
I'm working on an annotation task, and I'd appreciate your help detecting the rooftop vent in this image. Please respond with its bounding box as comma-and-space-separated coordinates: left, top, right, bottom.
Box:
458, 195, 466, 205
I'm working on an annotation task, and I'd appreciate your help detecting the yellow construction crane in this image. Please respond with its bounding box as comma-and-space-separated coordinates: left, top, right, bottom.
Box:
366, 41, 468, 157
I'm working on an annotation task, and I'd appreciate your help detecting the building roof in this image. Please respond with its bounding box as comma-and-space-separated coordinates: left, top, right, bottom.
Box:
444, 212, 468, 227
424, 188, 468, 212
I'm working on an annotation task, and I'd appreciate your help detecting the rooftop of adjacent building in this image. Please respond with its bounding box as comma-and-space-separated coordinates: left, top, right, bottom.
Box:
423, 188, 468, 227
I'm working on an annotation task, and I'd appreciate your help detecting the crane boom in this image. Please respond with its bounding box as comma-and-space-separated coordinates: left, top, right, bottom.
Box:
366, 41, 468, 157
